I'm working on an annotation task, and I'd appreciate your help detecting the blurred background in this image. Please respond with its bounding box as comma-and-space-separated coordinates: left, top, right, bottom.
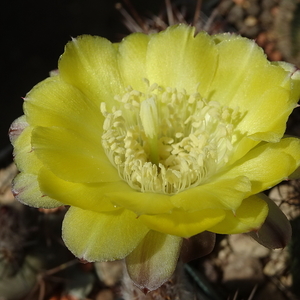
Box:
1, 0, 166, 156
1, 0, 300, 299
2, 0, 300, 153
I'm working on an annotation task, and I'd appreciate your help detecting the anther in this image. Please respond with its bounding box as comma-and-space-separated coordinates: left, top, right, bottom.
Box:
100, 81, 239, 194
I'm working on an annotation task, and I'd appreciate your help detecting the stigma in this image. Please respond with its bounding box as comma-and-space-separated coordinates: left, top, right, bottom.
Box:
100, 80, 239, 194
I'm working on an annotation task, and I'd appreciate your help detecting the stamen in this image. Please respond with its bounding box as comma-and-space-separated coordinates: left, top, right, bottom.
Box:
101, 81, 239, 194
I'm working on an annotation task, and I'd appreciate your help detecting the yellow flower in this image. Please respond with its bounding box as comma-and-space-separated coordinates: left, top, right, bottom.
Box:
9, 24, 300, 291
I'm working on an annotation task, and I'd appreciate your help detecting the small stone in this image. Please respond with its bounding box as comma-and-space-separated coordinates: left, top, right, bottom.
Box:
245, 3, 260, 16
256, 32, 268, 47
269, 50, 282, 62
0, 163, 18, 204
281, 273, 293, 288
217, 0, 234, 15
263, 249, 289, 277
202, 258, 219, 282
218, 247, 229, 261
262, 0, 276, 10
269, 184, 300, 220
228, 234, 270, 258
95, 289, 114, 300
260, 10, 274, 27
95, 261, 123, 287
240, 23, 260, 38
244, 16, 258, 27
255, 281, 291, 300
227, 5, 245, 24
222, 253, 264, 294
233, 0, 246, 5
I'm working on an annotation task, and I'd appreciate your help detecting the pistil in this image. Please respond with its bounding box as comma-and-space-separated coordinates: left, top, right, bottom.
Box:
101, 81, 239, 194
140, 97, 159, 165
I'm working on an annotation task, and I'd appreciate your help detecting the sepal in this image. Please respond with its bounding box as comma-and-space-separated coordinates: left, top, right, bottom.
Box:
247, 193, 292, 249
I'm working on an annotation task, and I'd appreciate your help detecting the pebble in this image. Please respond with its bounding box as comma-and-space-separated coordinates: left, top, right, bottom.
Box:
228, 234, 270, 258
222, 253, 264, 294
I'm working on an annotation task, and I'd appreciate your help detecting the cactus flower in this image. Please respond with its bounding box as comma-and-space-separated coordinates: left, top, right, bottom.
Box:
9, 25, 300, 291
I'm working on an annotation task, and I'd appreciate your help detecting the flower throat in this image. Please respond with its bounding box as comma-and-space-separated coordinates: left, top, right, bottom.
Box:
101, 80, 238, 194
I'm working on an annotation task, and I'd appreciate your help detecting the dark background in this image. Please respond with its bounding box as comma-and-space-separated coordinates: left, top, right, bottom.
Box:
0, 0, 163, 156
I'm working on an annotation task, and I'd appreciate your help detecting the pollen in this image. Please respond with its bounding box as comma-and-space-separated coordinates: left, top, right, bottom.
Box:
101, 81, 239, 194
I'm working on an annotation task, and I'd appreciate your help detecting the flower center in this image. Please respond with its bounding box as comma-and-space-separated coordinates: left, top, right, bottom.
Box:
101, 80, 239, 194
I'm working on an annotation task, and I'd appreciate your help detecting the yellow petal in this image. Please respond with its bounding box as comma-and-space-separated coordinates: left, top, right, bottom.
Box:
108, 191, 174, 215
38, 167, 126, 212
272, 61, 300, 103
126, 231, 182, 292
290, 67, 300, 105
31, 126, 119, 183
289, 166, 300, 179
230, 135, 260, 165
146, 24, 218, 96
24, 76, 104, 135
117, 32, 150, 91
208, 194, 268, 234
10, 118, 61, 208
39, 167, 174, 215
219, 137, 300, 195
12, 125, 41, 175
170, 176, 251, 212
62, 207, 149, 262
241, 87, 293, 142
12, 172, 62, 208
59, 35, 123, 109
139, 209, 225, 238
212, 34, 295, 102
9, 115, 28, 145
210, 35, 298, 141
